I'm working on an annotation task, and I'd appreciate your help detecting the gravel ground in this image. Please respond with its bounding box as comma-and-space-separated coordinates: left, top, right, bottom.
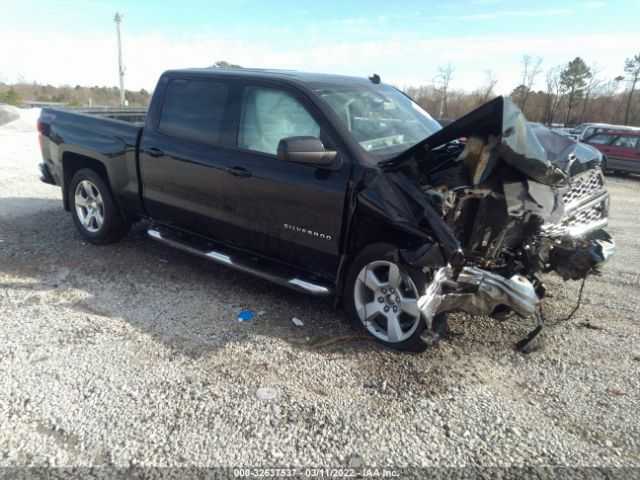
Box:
0, 119, 639, 469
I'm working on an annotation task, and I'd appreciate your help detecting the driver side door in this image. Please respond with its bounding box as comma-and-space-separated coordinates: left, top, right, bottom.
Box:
220, 83, 352, 277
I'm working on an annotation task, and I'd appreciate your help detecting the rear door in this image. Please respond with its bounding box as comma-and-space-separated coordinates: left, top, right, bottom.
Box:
139, 75, 243, 240
603, 134, 640, 173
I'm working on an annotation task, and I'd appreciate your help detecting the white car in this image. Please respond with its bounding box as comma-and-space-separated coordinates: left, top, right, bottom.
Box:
570, 123, 640, 141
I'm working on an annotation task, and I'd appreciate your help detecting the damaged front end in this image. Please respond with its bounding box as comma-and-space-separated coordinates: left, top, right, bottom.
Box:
360, 96, 615, 331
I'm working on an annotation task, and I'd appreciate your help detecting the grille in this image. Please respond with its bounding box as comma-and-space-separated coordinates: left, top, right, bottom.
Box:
542, 194, 609, 237
562, 170, 603, 210
562, 197, 608, 236
542, 169, 608, 238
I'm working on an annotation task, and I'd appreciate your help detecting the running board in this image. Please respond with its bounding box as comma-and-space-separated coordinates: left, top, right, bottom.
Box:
147, 228, 333, 297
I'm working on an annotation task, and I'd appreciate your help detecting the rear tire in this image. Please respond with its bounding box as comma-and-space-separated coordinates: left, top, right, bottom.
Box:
68, 168, 130, 244
343, 243, 429, 352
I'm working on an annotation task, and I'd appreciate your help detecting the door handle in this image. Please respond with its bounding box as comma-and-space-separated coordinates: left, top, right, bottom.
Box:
226, 166, 251, 178
146, 148, 165, 158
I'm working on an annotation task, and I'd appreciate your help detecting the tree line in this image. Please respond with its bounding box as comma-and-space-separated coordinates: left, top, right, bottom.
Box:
0, 82, 151, 107
405, 53, 640, 127
2, 54, 639, 127
0, 61, 236, 107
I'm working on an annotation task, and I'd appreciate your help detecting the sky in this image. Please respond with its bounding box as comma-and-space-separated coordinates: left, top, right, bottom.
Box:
0, 0, 638, 95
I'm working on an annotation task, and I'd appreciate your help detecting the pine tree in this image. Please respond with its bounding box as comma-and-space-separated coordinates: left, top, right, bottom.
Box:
560, 57, 591, 126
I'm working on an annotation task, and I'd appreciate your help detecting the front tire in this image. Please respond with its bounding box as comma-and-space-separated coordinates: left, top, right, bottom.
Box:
343, 243, 428, 352
68, 168, 130, 244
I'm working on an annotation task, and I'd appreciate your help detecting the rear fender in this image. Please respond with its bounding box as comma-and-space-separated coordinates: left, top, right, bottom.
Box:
61, 151, 112, 210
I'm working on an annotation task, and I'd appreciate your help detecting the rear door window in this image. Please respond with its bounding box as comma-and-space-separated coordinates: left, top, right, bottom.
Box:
586, 133, 614, 144
159, 79, 232, 145
238, 86, 320, 155
611, 135, 639, 149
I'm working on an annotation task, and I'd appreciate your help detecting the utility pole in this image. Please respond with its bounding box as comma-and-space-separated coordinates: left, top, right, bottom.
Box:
114, 13, 126, 107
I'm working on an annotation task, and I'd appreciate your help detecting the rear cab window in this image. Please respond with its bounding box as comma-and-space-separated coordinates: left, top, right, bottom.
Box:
158, 78, 233, 146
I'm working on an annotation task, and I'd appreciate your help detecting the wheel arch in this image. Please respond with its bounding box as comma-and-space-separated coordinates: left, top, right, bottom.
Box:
334, 213, 435, 306
62, 152, 110, 211
340, 241, 430, 351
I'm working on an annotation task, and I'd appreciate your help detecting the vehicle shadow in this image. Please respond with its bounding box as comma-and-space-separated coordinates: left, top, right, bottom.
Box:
0, 196, 390, 358
0, 196, 539, 360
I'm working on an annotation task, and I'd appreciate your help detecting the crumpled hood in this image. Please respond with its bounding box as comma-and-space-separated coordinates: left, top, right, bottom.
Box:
381, 96, 602, 185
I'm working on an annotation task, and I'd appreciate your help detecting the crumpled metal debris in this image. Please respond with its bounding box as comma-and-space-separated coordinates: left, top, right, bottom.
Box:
549, 230, 616, 280
417, 266, 540, 321
381, 96, 602, 185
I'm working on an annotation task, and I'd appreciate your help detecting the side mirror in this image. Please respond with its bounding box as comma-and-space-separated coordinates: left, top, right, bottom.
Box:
277, 136, 337, 166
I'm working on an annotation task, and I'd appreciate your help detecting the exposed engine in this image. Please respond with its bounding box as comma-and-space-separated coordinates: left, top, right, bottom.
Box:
416, 139, 612, 287
370, 97, 615, 327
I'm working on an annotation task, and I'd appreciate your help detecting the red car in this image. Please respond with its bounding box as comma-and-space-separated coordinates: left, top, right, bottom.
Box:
584, 130, 640, 174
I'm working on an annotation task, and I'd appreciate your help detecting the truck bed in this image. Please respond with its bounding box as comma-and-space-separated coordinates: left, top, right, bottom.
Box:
49, 106, 147, 124
38, 106, 145, 216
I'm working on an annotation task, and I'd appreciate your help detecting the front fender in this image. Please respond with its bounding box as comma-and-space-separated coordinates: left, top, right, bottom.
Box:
355, 171, 464, 268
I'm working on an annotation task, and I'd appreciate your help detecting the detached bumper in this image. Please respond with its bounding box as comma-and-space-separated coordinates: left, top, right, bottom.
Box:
417, 265, 540, 323
549, 229, 615, 280
39, 162, 56, 185
415, 230, 615, 322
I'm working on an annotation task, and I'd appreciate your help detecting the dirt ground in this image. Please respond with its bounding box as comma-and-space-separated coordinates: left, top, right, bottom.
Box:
0, 126, 639, 468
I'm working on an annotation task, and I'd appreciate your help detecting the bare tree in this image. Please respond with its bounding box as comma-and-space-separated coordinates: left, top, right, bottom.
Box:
623, 54, 640, 124
592, 76, 626, 123
434, 64, 455, 118
578, 63, 602, 124
544, 66, 565, 125
478, 70, 498, 105
519, 55, 543, 111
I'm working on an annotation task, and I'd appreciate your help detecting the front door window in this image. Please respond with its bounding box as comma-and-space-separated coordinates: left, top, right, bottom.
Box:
238, 86, 320, 155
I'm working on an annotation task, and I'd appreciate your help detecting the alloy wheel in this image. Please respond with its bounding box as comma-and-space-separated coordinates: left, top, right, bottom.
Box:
353, 260, 422, 343
74, 180, 104, 233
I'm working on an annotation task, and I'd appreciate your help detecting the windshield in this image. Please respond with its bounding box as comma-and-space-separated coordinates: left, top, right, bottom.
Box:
312, 82, 441, 160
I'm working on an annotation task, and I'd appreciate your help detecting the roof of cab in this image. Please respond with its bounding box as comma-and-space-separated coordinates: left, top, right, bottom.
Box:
162, 67, 377, 86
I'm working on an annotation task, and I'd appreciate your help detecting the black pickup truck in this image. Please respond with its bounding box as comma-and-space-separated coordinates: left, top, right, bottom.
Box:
38, 68, 614, 351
